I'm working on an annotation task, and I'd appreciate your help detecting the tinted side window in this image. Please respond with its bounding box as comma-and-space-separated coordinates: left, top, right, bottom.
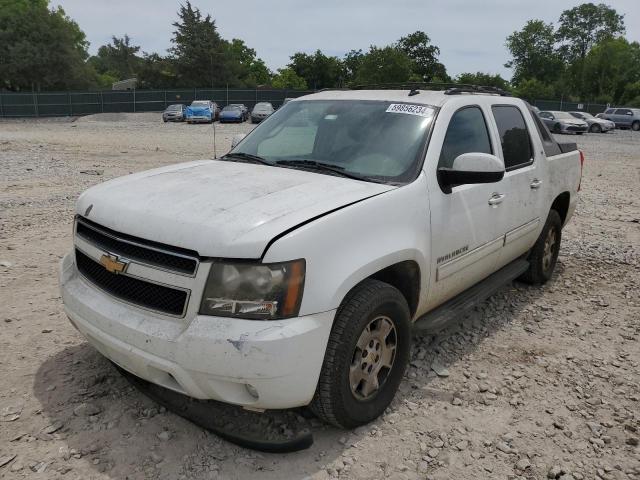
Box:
438, 107, 492, 169
491, 106, 533, 170
615, 109, 631, 115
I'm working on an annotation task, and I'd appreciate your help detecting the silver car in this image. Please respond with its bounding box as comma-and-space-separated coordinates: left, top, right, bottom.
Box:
538, 111, 588, 135
568, 111, 615, 133
162, 104, 185, 122
597, 107, 640, 131
250, 102, 275, 123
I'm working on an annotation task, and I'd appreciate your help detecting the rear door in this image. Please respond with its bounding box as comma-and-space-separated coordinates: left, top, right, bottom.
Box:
614, 108, 633, 127
425, 104, 505, 309
489, 104, 544, 269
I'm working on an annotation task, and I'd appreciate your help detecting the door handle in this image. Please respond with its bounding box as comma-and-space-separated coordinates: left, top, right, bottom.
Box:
530, 179, 543, 189
488, 193, 505, 206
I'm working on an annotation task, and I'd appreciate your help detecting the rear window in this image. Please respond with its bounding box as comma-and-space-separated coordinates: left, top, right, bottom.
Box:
491, 106, 533, 170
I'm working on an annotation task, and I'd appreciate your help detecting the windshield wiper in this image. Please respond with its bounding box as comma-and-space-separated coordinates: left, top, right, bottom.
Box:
275, 159, 368, 181
222, 152, 272, 165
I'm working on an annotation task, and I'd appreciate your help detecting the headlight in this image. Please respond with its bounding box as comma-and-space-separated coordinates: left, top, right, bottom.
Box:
199, 259, 305, 319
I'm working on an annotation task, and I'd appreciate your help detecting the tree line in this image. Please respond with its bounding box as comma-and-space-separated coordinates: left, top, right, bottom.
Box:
1, 1, 638, 106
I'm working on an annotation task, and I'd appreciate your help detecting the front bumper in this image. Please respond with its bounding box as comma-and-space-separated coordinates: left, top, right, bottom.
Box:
59, 252, 335, 409
187, 117, 211, 123
562, 124, 588, 133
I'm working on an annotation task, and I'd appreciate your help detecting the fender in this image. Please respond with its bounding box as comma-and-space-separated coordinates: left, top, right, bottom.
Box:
262, 174, 431, 317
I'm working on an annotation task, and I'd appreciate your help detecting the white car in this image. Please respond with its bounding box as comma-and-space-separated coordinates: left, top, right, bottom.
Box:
60, 87, 582, 428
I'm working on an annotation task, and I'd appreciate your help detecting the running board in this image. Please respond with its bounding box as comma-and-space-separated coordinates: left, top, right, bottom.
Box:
413, 259, 529, 333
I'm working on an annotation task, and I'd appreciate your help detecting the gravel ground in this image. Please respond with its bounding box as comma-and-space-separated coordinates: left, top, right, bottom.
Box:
0, 113, 639, 480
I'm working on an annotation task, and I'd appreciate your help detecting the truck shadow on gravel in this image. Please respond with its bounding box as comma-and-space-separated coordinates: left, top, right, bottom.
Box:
32, 266, 560, 479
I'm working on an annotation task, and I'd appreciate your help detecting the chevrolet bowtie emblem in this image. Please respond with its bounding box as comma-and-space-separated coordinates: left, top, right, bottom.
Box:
99, 253, 128, 274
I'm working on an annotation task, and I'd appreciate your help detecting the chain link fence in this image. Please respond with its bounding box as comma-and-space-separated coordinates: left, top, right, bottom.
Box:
0, 88, 315, 118
0, 88, 615, 118
531, 99, 611, 115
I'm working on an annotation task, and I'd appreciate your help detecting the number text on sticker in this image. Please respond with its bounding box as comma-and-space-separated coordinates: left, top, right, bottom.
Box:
386, 103, 434, 118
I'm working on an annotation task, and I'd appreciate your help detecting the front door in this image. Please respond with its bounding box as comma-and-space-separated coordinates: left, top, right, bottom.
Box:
426, 104, 506, 309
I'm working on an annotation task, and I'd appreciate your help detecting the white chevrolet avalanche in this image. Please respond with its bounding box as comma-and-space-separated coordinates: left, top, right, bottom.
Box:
60, 87, 582, 428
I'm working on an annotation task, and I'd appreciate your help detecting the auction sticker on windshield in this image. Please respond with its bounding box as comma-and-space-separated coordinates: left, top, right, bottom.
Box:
386, 103, 434, 118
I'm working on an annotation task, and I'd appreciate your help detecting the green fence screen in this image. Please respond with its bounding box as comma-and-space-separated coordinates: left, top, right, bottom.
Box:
0, 88, 315, 118
0, 88, 614, 118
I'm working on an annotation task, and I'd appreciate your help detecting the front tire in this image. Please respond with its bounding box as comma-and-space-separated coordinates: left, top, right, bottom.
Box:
310, 279, 411, 429
519, 210, 562, 285
632, 121, 640, 132
590, 123, 601, 133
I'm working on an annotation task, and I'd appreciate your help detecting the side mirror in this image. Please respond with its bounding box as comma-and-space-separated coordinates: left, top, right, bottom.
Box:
438, 153, 505, 192
231, 134, 246, 149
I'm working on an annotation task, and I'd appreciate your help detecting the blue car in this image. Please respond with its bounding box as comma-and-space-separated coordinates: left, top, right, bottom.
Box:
219, 105, 245, 123
185, 100, 218, 124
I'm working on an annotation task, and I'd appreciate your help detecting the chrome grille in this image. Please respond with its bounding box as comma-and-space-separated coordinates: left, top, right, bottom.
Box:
75, 217, 198, 276
75, 249, 189, 317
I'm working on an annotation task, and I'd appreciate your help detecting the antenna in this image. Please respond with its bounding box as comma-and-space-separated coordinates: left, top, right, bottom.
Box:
212, 117, 217, 159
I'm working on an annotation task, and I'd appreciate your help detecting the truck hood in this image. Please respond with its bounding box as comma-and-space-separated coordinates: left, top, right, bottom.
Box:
76, 160, 394, 258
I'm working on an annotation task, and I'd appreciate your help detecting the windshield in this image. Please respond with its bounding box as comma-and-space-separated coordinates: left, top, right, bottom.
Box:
254, 103, 272, 111
578, 112, 594, 118
191, 101, 210, 107
166, 105, 181, 111
229, 100, 435, 184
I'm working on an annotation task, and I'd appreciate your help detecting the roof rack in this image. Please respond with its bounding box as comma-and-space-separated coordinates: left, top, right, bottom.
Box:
350, 82, 512, 97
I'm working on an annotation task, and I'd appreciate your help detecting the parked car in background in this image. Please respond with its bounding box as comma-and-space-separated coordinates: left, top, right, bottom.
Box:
251, 102, 275, 123
219, 105, 245, 123
186, 100, 220, 124
162, 104, 186, 122
596, 107, 640, 131
229, 104, 249, 121
568, 111, 615, 133
538, 111, 588, 134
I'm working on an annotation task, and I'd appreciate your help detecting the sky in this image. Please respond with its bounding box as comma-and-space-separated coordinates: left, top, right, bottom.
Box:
55, 0, 640, 80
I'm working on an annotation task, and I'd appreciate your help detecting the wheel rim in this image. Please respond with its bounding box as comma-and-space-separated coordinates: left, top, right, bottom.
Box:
542, 228, 557, 273
350, 316, 397, 400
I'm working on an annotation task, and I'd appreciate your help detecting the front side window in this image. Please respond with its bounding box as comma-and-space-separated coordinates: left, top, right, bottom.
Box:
492, 106, 533, 170
231, 100, 435, 184
438, 107, 492, 169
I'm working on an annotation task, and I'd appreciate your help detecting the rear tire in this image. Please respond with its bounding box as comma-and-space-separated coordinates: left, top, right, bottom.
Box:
590, 123, 601, 133
519, 210, 562, 285
310, 279, 411, 429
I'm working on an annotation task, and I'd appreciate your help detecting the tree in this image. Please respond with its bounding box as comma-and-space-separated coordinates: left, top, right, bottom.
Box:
169, 1, 230, 87
0, 0, 92, 90
136, 53, 176, 89
397, 31, 448, 81
505, 20, 564, 86
456, 72, 510, 90
271, 68, 307, 89
289, 50, 342, 89
582, 38, 640, 103
512, 78, 555, 101
556, 3, 625, 63
354, 46, 413, 86
88, 35, 141, 80
341, 49, 364, 85
226, 39, 271, 87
